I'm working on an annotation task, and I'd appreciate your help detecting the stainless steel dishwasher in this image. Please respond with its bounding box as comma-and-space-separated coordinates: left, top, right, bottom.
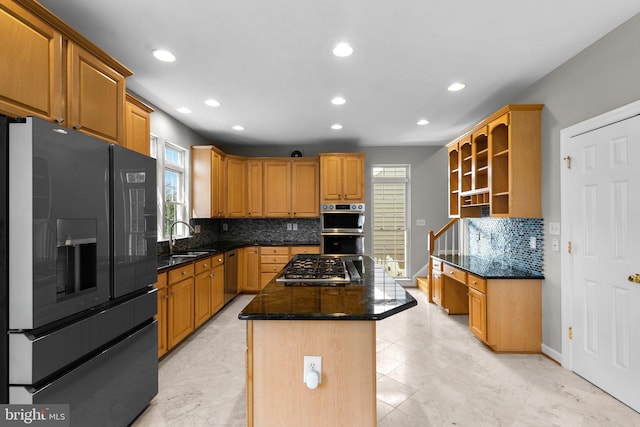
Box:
224, 249, 238, 304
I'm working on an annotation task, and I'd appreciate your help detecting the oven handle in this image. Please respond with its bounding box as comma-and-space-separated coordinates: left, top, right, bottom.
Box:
321, 231, 365, 236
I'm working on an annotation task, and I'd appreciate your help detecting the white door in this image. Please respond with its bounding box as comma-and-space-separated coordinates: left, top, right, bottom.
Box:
567, 114, 640, 412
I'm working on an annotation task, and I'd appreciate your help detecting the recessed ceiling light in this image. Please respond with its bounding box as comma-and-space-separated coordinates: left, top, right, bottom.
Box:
417, 119, 430, 126
232, 125, 244, 131
331, 124, 343, 130
333, 42, 353, 57
204, 99, 220, 107
448, 82, 466, 92
331, 96, 346, 105
177, 107, 191, 114
152, 49, 176, 62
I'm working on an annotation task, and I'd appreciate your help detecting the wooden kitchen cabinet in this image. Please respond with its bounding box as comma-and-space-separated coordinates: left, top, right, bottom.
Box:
226, 155, 246, 217
0, 1, 62, 121
291, 159, 319, 217
440, 264, 469, 314
263, 158, 319, 218
0, 0, 132, 145
155, 272, 168, 358
260, 246, 289, 289
241, 246, 261, 292
191, 146, 226, 218
194, 257, 212, 328
446, 105, 542, 218
319, 153, 365, 203
263, 159, 291, 217
246, 159, 263, 217
211, 254, 225, 314
290, 245, 320, 256
468, 286, 487, 343
431, 258, 443, 306
124, 93, 153, 155
167, 263, 195, 349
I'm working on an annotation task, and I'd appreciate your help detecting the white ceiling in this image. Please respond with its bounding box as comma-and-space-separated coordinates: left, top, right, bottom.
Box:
39, 0, 640, 147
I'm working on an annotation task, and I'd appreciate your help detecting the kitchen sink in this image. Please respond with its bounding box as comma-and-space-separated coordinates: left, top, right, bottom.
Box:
172, 251, 210, 258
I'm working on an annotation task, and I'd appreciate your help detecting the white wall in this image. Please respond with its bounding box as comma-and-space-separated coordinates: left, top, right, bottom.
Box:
514, 12, 640, 356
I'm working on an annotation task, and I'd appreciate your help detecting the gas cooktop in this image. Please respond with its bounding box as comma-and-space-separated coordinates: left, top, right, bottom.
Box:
276, 255, 361, 285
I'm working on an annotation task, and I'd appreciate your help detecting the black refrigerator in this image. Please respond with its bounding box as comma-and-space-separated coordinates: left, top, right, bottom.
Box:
1, 116, 158, 425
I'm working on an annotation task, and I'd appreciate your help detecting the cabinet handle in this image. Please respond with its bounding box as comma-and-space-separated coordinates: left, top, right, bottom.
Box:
73, 124, 82, 130
165, 295, 169, 300
55, 117, 64, 123
182, 271, 186, 275
218, 258, 223, 262
210, 274, 214, 278
203, 264, 208, 268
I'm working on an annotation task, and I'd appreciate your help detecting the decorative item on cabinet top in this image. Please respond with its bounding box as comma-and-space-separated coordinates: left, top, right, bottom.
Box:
446, 104, 543, 218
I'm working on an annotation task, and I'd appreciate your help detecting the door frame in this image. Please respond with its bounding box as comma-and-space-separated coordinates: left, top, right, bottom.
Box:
560, 99, 640, 369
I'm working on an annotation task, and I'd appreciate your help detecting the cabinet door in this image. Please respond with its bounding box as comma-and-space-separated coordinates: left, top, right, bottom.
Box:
194, 271, 211, 328
263, 160, 291, 217
226, 156, 246, 217
155, 272, 168, 358
211, 151, 226, 217
67, 41, 125, 145
246, 160, 263, 217
244, 247, 261, 292
432, 270, 442, 306
447, 143, 460, 218
468, 287, 487, 343
168, 277, 194, 349
291, 160, 319, 217
341, 155, 365, 201
124, 94, 152, 155
211, 264, 225, 313
320, 156, 342, 202
0, 2, 62, 121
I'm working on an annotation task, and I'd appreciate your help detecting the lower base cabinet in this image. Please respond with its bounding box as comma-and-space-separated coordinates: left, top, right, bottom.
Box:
194, 257, 213, 328
168, 275, 195, 349
156, 272, 168, 358
211, 261, 225, 313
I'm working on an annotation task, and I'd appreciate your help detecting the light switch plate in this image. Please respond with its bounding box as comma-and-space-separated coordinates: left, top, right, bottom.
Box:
416, 219, 426, 226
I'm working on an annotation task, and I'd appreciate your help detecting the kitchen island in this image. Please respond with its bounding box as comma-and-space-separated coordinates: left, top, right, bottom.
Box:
238, 255, 416, 427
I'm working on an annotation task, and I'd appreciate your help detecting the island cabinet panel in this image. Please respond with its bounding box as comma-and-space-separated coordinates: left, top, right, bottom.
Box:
0, 1, 62, 121
247, 320, 376, 427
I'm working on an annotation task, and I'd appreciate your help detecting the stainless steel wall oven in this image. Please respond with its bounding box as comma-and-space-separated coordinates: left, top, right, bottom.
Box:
321, 203, 365, 255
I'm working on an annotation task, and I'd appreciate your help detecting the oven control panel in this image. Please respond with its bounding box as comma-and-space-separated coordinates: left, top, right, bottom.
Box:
321, 203, 365, 212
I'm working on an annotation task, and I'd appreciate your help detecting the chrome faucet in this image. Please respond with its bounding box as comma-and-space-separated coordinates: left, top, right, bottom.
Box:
169, 220, 195, 256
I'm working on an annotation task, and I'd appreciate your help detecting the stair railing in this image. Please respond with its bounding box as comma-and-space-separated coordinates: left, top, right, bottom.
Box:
426, 218, 459, 302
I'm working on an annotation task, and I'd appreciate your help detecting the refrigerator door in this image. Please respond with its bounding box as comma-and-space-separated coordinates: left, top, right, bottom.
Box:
111, 145, 157, 298
9, 117, 110, 330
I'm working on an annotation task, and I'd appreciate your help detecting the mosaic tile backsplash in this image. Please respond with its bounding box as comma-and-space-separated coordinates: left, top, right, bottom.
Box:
158, 218, 321, 254
467, 218, 544, 275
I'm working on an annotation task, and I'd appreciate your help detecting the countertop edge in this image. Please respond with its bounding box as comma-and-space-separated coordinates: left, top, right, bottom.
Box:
433, 255, 545, 280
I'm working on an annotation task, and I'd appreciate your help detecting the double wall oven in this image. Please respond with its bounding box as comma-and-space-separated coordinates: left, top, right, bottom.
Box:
320, 203, 365, 256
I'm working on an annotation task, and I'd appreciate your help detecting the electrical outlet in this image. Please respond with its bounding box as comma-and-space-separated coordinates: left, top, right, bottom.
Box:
222, 223, 228, 231
416, 219, 426, 226
529, 237, 537, 249
303, 355, 322, 385
194, 225, 201, 233
549, 222, 561, 235
292, 223, 298, 231
287, 223, 292, 231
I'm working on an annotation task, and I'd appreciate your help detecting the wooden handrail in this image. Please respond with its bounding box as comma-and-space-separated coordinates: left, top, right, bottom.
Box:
426, 218, 459, 303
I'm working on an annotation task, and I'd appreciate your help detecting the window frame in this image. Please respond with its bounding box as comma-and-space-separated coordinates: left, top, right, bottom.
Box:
150, 134, 191, 241
371, 164, 411, 279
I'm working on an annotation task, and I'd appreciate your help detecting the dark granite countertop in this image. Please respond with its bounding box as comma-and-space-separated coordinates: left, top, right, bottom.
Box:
238, 256, 417, 321
157, 241, 320, 272
433, 254, 544, 280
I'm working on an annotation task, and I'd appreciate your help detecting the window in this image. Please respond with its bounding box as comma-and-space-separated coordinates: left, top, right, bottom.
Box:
372, 165, 410, 278
150, 135, 190, 240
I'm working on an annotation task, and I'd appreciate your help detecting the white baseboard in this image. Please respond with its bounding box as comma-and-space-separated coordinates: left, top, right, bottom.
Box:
541, 344, 562, 364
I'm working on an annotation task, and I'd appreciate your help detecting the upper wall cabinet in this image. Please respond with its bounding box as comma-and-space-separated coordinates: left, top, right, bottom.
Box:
226, 155, 246, 217
246, 159, 263, 217
191, 146, 226, 218
447, 105, 543, 218
0, 0, 132, 145
319, 153, 365, 203
125, 94, 153, 155
263, 158, 319, 218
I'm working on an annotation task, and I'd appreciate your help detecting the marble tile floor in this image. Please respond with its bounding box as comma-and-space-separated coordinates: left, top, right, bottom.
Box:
132, 289, 639, 426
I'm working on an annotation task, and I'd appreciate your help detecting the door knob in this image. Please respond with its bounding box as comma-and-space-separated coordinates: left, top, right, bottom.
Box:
628, 274, 640, 284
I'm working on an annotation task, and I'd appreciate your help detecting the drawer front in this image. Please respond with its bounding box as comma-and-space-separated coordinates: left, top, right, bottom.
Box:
260, 255, 289, 265
168, 263, 195, 284
260, 246, 289, 255
467, 273, 487, 293
260, 263, 286, 273
443, 264, 467, 284
195, 257, 212, 275
431, 258, 443, 272
212, 254, 225, 267
290, 246, 321, 255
